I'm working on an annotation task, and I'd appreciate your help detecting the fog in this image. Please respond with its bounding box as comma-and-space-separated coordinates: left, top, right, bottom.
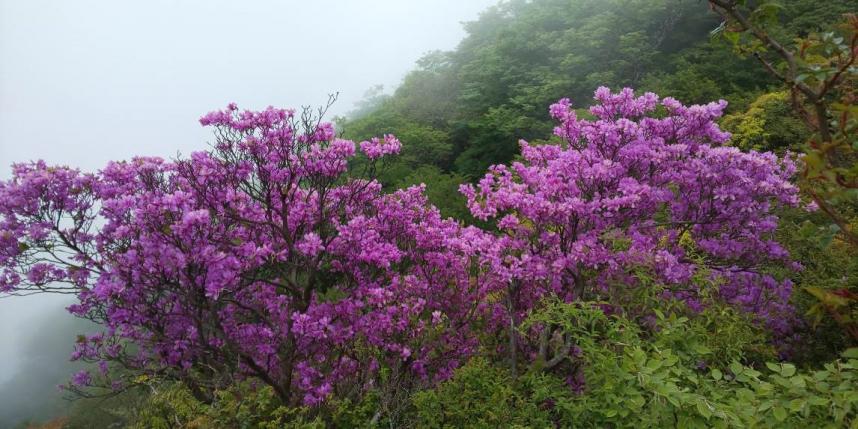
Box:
0, 0, 496, 424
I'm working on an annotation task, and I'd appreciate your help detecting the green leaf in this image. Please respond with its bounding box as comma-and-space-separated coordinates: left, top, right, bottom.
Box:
631, 348, 647, 367
711, 369, 723, 381
730, 362, 744, 376
750, 2, 783, 26
693, 343, 712, 355
808, 396, 829, 406
781, 364, 796, 377
646, 358, 663, 371
789, 399, 805, 413
842, 348, 858, 359
773, 406, 787, 422
696, 400, 713, 419
629, 395, 646, 410
790, 376, 806, 388
766, 362, 781, 373
666, 395, 681, 407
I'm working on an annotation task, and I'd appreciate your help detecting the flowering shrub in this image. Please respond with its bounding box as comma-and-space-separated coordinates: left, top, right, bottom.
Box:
0, 88, 803, 413
461, 88, 801, 366
0, 103, 495, 406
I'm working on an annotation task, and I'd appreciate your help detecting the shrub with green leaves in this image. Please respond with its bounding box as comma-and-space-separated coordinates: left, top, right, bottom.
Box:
411, 300, 858, 428
411, 358, 551, 428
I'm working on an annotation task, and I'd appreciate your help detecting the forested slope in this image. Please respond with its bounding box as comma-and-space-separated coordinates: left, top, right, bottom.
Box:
342, 0, 852, 193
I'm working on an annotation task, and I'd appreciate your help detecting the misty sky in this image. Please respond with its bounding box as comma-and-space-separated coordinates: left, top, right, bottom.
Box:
0, 0, 496, 420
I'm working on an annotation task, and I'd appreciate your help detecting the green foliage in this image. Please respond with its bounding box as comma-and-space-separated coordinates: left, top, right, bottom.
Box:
124, 379, 391, 428
341, 107, 453, 170
128, 382, 326, 429
129, 384, 211, 429
640, 68, 723, 107
411, 358, 551, 428
452, 106, 550, 178
775, 206, 858, 363
721, 92, 811, 152
393, 165, 472, 221
518, 300, 750, 427
682, 297, 775, 367
414, 300, 858, 428
61, 388, 150, 429
561, 262, 776, 368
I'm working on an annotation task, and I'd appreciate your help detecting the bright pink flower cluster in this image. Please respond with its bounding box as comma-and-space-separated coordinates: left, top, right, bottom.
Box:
359, 134, 402, 160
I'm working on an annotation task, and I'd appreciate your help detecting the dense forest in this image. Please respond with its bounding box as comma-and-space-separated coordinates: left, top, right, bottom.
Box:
342, 0, 853, 217
4, 0, 857, 427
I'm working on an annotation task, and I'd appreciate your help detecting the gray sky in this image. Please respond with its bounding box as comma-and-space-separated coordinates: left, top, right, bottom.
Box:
0, 0, 496, 421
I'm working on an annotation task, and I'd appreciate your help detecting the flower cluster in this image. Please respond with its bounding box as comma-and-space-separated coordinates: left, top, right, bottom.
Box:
359, 134, 402, 160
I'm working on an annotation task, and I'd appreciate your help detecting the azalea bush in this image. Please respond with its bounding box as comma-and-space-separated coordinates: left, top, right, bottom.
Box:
0, 102, 497, 407
0, 88, 822, 424
461, 87, 801, 372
